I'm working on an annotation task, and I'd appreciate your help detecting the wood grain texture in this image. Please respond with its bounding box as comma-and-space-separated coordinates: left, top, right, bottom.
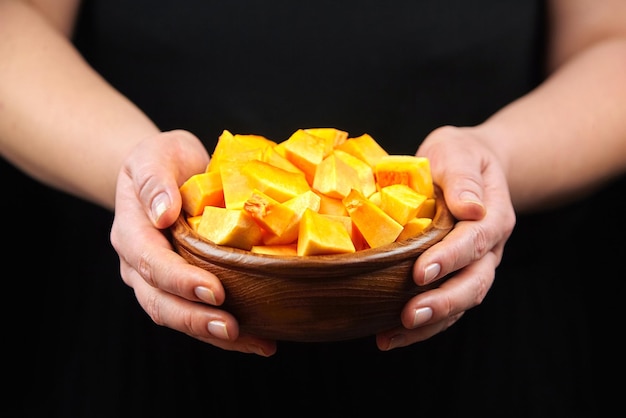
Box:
170, 187, 455, 342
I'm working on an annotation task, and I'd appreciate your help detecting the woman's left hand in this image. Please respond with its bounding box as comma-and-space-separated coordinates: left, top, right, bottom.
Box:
376, 125, 516, 350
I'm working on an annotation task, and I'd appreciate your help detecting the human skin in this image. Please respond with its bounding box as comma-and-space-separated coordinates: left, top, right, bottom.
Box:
1, 0, 625, 355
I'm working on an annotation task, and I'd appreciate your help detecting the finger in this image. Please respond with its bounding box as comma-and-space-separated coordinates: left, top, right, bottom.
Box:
418, 126, 488, 221
127, 268, 277, 356
125, 130, 210, 228
412, 175, 514, 286
113, 209, 226, 306
376, 251, 498, 350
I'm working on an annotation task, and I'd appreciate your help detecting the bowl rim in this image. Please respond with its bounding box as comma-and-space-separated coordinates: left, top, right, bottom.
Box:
170, 186, 455, 277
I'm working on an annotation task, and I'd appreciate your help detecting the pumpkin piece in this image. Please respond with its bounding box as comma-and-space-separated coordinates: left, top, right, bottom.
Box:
243, 189, 298, 237
374, 155, 434, 198
261, 146, 304, 174
342, 189, 403, 249
312, 153, 361, 199
315, 192, 348, 216
263, 190, 321, 245
368, 191, 381, 207
250, 244, 298, 256
197, 206, 263, 251
379, 184, 428, 225
186, 215, 202, 231
333, 149, 377, 198
219, 161, 254, 209
304, 127, 348, 149
335, 133, 388, 167
241, 159, 311, 203
206, 129, 234, 173
207, 130, 274, 173
416, 198, 436, 218
320, 214, 368, 251
282, 129, 328, 184
397, 217, 433, 241
233, 133, 277, 147
179, 171, 225, 216
272, 140, 288, 158
297, 208, 356, 256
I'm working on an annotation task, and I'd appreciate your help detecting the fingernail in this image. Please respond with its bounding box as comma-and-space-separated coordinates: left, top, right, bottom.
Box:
412, 307, 433, 328
208, 320, 230, 340
460, 191, 486, 216
151, 193, 170, 223
386, 334, 406, 351
247, 344, 268, 357
423, 263, 441, 284
194, 286, 217, 305
459, 191, 482, 205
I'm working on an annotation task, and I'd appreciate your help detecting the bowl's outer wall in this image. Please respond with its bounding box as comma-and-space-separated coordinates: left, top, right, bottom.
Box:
171, 187, 455, 342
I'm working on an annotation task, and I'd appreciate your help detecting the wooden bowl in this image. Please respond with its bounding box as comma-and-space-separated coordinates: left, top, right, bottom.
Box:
170, 188, 455, 342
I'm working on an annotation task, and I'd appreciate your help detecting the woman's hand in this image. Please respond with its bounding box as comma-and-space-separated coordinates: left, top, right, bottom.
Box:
110, 129, 278, 356
376, 125, 516, 350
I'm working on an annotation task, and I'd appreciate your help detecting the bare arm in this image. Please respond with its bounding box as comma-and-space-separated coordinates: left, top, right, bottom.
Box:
0, 0, 160, 209
474, 0, 626, 212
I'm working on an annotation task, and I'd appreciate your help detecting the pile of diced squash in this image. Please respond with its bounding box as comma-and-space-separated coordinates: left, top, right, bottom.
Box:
179, 128, 436, 256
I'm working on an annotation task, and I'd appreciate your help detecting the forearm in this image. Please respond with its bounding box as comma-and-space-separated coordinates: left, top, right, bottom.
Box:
475, 37, 626, 212
0, 1, 159, 210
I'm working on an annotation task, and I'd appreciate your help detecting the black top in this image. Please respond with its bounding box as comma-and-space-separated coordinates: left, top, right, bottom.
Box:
4, 1, 623, 416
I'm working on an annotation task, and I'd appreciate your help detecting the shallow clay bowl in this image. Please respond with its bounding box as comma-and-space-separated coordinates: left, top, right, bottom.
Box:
170, 187, 455, 342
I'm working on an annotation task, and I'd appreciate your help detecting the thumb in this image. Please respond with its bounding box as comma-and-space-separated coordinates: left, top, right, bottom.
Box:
418, 127, 487, 222
124, 130, 210, 229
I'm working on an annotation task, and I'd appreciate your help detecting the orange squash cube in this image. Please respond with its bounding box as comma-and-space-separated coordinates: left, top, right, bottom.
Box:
261, 146, 304, 174
219, 161, 254, 209
241, 159, 311, 203
207, 129, 274, 173
320, 213, 368, 251
297, 208, 356, 256
342, 189, 403, 249
315, 192, 348, 216
243, 190, 298, 237
263, 190, 321, 245
335, 133, 389, 167
333, 149, 377, 197
312, 153, 361, 199
304, 127, 348, 149
416, 197, 436, 218
197, 206, 263, 251
282, 129, 328, 184
250, 244, 298, 256
374, 155, 434, 198
179, 171, 225, 216
186, 215, 202, 231
379, 184, 428, 225
397, 217, 433, 241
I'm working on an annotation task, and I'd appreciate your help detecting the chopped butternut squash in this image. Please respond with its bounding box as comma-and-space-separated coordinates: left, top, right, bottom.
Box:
397, 217, 433, 241
250, 244, 299, 256
297, 208, 356, 256
282, 129, 328, 184
375, 155, 434, 198
243, 189, 297, 237
180, 127, 438, 255
335, 133, 389, 167
241, 159, 310, 203
379, 184, 428, 225
312, 153, 361, 199
197, 206, 263, 250
179, 171, 225, 216
263, 190, 321, 245
305, 127, 348, 149
342, 189, 404, 249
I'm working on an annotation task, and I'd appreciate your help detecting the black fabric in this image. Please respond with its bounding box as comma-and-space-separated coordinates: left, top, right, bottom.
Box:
5, 1, 623, 417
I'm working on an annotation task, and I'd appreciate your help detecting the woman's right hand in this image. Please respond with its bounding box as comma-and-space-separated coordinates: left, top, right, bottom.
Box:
109, 129, 278, 357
